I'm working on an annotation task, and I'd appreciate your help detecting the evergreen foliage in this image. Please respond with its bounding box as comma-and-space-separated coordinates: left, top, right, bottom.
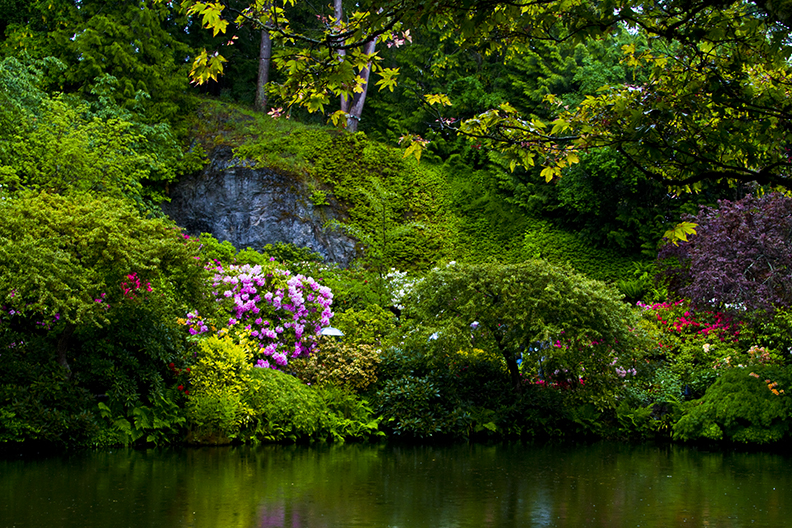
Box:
403, 261, 647, 400
673, 367, 792, 444
0, 57, 196, 206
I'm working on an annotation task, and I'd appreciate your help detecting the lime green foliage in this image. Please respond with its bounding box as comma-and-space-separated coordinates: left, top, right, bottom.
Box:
291, 341, 382, 394
0, 192, 207, 332
329, 178, 427, 292
674, 368, 792, 444
184, 333, 381, 444
442, 156, 643, 281
331, 304, 397, 347
198, 232, 238, 265
186, 334, 254, 444
0, 57, 190, 207
242, 367, 332, 442
196, 233, 320, 270
520, 217, 638, 282
305, 132, 454, 270
309, 189, 330, 206
194, 100, 332, 174
0, 192, 208, 381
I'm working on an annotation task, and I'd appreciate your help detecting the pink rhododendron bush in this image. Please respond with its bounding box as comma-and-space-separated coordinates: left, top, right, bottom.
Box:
183, 261, 334, 370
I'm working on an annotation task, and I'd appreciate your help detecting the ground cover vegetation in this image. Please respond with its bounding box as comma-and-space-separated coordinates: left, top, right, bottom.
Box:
3, 0, 792, 450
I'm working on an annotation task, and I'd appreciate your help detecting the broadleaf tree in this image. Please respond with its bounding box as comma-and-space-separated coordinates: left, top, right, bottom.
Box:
174, 0, 792, 191
404, 261, 646, 405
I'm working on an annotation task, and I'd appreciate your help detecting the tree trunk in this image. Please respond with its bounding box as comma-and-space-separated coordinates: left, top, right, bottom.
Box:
57, 324, 76, 377
334, 0, 375, 131
255, 27, 271, 112
334, 0, 349, 113
345, 38, 377, 133
493, 330, 523, 393
504, 353, 523, 394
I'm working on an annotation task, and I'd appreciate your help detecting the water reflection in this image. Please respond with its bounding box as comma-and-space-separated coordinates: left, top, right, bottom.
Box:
0, 442, 789, 527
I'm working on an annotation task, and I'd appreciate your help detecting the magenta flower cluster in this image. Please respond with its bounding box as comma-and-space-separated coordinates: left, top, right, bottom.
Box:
637, 299, 740, 342
187, 263, 333, 370
121, 273, 152, 299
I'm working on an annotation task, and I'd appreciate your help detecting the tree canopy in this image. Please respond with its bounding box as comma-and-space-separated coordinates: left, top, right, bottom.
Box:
179, 0, 792, 190
404, 261, 645, 400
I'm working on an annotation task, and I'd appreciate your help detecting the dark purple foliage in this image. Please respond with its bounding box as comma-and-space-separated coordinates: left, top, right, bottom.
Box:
658, 193, 792, 312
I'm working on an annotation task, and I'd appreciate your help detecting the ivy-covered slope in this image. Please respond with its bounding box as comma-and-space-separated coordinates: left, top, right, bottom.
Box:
183, 99, 646, 280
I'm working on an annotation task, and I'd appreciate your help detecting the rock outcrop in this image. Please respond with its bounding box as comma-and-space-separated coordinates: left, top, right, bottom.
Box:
161, 146, 357, 265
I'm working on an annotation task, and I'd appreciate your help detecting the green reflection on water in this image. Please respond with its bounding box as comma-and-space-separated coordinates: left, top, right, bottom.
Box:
1, 442, 789, 527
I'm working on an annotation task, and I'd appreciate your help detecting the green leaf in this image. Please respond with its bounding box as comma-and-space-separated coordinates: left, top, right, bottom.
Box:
663, 221, 698, 245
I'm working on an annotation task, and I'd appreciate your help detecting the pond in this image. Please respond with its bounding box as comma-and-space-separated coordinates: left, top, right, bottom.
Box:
0, 441, 788, 527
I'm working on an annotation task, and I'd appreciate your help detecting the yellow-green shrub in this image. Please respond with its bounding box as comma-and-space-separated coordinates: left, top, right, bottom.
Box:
242, 367, 331, 442
290, 341, 382, 393
186, 334, 254, 443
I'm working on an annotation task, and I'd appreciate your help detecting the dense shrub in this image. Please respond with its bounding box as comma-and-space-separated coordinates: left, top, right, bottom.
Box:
0, 193, 208, 447
242, 367, 332, 443
635, 300, 752, 387
290, 341, 382, 393
370, 346, 577, 440
373, 374, 470, 438
331, 304, 397, 346
673, 367, 792, 444
403, 261, 648, 407
186, 334, 255, 444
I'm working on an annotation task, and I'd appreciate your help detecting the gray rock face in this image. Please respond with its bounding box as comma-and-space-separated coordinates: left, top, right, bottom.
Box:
161, 146, 357, 265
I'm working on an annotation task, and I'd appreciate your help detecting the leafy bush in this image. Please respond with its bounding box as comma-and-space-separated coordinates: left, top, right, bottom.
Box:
0, 57, 191, 207
290, 340, 382, 393
635, 299, 760, 392
673, 367, 792, 444
242, 367, 331, 443
755, 307, 792, 360
403, 261, 648, 407
0, 364, 99, 448
315, 384, 383, 441
331, 304, 397, 346
373, 374, 470, 438
186, 334, 254, 444
97, 391, 186, 447
370, 346, 575, 440
0, 192, 208, 446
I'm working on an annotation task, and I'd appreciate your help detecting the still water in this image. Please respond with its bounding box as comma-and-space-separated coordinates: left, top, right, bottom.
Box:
0, 441, 789, 528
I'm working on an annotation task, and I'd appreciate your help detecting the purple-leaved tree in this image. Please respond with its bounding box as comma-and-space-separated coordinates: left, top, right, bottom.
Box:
659, 193, 792, 312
